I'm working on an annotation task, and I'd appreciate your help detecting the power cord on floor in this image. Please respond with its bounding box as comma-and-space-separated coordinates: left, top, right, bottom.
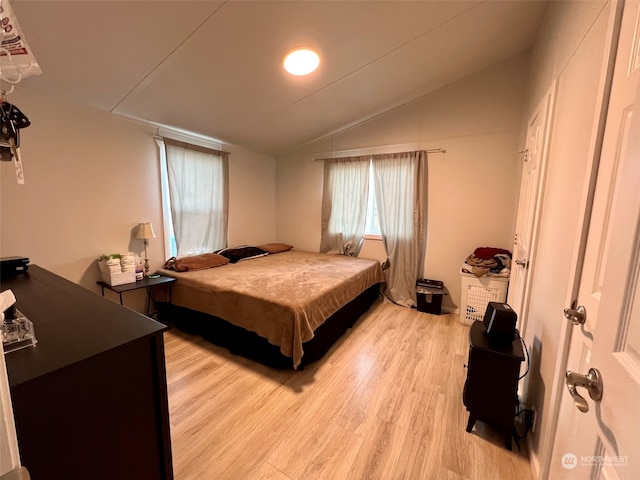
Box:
514, 404, 536, 439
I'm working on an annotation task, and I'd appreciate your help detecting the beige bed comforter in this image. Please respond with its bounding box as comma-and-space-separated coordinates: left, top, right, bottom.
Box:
159, 250, 384, 367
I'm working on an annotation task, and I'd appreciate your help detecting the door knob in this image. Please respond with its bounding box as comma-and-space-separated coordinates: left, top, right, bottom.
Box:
515, 259, 528, 268
564, 305, 586, 325
565, 368, 603, 413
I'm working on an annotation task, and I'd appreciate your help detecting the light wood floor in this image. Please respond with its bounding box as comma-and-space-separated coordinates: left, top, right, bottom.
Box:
163, 299, 533, 480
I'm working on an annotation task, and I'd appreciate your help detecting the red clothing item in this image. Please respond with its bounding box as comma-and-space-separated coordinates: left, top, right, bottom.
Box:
473, 247, 512, 260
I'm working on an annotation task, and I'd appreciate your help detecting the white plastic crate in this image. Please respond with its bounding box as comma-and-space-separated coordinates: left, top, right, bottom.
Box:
460, 272, 509, 326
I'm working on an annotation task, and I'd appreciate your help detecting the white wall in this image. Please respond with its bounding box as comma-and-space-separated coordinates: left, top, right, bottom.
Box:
521, 1, 613, 477
0, 87, 276, 310
227, 144, 277, 247
276, 56, 529, 311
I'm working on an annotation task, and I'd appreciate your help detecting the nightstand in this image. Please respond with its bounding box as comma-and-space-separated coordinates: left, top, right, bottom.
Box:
463, 321, 524, 450
97, 274, 176, 319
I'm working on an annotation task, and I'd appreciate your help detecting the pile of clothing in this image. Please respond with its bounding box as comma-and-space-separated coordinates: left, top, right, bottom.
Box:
462, 247, 511, 277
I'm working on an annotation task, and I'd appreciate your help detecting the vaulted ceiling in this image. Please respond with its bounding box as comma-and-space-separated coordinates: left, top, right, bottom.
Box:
12, 1, 548, 157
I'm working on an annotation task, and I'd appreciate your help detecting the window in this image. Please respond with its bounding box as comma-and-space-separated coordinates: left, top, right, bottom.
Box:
156, 136, 229, 258
321, 149, 426, 307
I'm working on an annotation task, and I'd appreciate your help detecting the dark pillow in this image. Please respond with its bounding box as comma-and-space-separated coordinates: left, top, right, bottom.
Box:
257, 242, 293, 254
163, 253, 229, 272
216, 246, 269, 263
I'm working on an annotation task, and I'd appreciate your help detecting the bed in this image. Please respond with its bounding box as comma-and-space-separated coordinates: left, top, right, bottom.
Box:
157, 249, 385, 368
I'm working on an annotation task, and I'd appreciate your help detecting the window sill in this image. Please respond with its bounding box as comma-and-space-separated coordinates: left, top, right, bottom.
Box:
364, 234, 383, 241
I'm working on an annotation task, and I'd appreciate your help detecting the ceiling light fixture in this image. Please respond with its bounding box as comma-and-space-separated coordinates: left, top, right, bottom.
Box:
283, 48, 320, 76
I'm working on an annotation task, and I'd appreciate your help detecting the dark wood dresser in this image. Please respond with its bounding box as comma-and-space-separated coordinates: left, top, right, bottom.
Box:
2, 266, 173, 480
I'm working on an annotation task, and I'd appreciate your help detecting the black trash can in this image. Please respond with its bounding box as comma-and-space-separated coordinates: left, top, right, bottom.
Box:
416, 279, 445, 315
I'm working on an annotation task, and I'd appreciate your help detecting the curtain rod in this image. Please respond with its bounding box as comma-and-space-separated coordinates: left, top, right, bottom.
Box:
312, 148, 446, 162
154, 134, 231, 155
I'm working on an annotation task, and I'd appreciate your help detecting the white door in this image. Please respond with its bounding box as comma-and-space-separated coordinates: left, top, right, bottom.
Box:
550, 1, 640, 478
508, 86, 554, 330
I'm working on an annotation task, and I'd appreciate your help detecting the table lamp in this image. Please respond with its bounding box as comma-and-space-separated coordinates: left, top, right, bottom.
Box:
136, 222, 156, 276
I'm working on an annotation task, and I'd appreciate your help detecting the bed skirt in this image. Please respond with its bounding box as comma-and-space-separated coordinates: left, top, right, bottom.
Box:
157, 284, 381, 369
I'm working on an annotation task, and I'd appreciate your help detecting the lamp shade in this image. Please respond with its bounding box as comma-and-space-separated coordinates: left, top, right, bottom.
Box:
136, 222, 156, 240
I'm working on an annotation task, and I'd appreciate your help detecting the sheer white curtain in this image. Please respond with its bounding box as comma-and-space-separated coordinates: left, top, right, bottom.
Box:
320, 157, 370, 256
372, 151, 427, 307
163, 139, 229, 257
